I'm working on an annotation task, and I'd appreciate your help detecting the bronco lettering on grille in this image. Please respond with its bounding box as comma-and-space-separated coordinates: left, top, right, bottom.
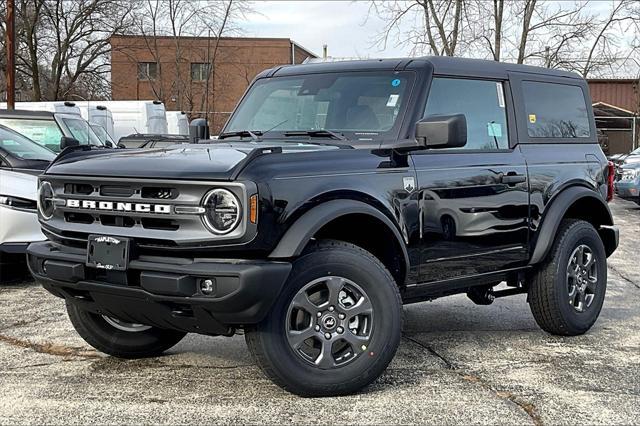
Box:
66, 199, 171, 214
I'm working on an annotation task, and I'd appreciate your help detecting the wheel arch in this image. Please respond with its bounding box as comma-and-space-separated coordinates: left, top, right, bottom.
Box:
530, 186, 616, 265
268, 199, 410, 286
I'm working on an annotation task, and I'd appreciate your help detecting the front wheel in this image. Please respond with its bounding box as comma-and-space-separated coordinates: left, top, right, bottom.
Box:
528, 219, 607, 336
66, 303, 186, 359
245, 240, 402, 397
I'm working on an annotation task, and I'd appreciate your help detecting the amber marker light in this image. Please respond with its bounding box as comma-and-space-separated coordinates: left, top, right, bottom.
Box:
249, 194, 258, 224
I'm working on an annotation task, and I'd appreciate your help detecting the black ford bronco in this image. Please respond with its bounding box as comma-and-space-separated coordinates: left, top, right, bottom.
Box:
28, 57, 618, 397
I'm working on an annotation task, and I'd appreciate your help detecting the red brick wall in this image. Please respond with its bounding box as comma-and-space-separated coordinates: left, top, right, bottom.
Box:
110, 36, 315, 133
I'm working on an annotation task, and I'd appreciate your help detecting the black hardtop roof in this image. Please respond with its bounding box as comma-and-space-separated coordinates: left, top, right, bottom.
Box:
0, 109, 55, 118
266, 56, 581, 80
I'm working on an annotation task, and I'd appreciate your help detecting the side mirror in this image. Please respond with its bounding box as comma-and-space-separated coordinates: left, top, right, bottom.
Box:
60, 136, 80, 150
117, 143, 126, 149
189, 118, 210, 144
416, 114, 467, 149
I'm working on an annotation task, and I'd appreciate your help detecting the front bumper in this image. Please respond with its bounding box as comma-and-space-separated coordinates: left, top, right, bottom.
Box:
0, 206, 46, 251
615, 181, 640, 203
27, 241, 291, 335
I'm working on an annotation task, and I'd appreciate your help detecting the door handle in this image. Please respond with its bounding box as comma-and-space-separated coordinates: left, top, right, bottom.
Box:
501, 173, 527, 185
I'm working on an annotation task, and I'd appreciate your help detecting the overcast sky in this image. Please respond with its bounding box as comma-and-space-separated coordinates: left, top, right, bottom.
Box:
243, 1, 405, 58
242, 1, 619, 60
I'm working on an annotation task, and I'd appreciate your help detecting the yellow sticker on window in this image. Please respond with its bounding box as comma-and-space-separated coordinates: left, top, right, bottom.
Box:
528, 114, 537, 124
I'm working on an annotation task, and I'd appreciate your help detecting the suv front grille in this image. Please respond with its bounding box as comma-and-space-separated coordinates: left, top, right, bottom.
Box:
42, 176, 251, 248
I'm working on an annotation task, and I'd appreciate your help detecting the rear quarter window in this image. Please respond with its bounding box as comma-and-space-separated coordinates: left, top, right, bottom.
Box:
522, 81, 590, 139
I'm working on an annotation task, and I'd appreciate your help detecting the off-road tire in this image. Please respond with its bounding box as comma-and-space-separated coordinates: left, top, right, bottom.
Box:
66, 303, 186, 359
529, 219, 607, 336
245, 240, 403, 397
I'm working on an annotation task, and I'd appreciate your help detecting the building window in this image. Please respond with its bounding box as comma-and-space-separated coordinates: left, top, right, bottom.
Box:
191, 63, 211, 81
138, 62, 158, 81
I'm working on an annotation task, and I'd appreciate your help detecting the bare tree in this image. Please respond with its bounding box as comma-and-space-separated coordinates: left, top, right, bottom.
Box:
369, 0, 467, 56
130, 0, 167, 102
11, 0, 137, 100
490, 0, 504, 61
127, 0, 248, 118
198, 0, 235, 119
370, 0, 639, 78
578, 0, 638, 77
13, 0, 46, 99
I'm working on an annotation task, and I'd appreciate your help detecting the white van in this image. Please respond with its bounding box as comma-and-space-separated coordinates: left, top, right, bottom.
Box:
78, 105, 115, 140
0, 101, 82, 116
166, 111, 189, 135
96, 101, 168, 141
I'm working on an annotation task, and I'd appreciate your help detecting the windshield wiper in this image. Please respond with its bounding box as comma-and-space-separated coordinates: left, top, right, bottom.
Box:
284, 130, 348, 141
218, 130, 262, 141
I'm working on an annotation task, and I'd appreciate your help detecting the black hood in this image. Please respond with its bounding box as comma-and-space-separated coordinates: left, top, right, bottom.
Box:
44, 141, 340, 180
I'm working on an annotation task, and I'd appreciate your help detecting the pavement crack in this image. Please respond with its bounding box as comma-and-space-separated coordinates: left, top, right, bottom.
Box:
0, 333, 100, 359
609, 265, 640, 289
3, 362, 59, 371
462, 374, 544, 426
0, 320, 31, 332
403, 334, 454, 369
403, 333, 542, 425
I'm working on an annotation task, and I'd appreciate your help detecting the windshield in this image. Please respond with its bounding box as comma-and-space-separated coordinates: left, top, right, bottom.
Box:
91, 124, 115, 144
0, 117, 64, 152
60, 117, 103, 146
0, 125, 56, 161
225, 71, 413, 141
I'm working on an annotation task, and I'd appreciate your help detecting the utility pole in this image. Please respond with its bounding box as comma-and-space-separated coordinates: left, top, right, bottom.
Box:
205, 29, 211, 128
544, 46, 550, 68
5, 0, 16, 109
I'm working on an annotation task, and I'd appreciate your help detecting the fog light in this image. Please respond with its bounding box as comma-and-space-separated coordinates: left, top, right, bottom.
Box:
200, 279, 215, 295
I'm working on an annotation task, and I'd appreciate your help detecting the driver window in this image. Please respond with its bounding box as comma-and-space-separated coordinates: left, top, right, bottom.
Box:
424, 78, 509, 150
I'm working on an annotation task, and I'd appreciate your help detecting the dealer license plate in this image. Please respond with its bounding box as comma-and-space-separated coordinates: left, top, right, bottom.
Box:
86, 235, 130, 271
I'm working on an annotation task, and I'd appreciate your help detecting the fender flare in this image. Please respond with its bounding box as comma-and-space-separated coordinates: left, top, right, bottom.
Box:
268, 199, 410, 274
529, 186, 613, 265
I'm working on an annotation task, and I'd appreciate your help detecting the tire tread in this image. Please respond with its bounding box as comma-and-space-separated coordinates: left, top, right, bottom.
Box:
529, 219, 605, 336
245, 239, 402, 397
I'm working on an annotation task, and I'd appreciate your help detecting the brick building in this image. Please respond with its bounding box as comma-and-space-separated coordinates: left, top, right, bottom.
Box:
110, 35, 316, 132
588, 79, 639, 154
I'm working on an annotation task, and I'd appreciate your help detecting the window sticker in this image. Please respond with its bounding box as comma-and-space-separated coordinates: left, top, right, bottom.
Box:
391, 79, 401, 87
487, 122, 502, 138
528, 114, 537, 124
386, 94, 400, 107
496, 82, 505, 108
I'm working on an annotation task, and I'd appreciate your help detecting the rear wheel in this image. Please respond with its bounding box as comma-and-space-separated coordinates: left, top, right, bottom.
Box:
66, 303, 186, 358
245, 240, 402, 397
528, 219, 607, 336
441, 216, 456, 241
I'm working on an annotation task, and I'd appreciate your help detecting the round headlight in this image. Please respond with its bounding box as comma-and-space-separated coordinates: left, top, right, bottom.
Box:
202, 188, 241, 234
38, 181, 55, 220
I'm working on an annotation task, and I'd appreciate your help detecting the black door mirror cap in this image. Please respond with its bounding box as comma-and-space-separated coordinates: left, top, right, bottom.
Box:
189, 118, 210, 143
415, 114, 467, 149
60, 136, 81, 150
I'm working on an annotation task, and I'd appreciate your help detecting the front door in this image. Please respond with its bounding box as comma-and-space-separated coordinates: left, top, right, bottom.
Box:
411, 77, 530, 283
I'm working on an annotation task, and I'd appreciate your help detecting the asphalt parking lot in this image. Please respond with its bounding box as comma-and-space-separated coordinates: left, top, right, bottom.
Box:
0, 198, 638, 425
